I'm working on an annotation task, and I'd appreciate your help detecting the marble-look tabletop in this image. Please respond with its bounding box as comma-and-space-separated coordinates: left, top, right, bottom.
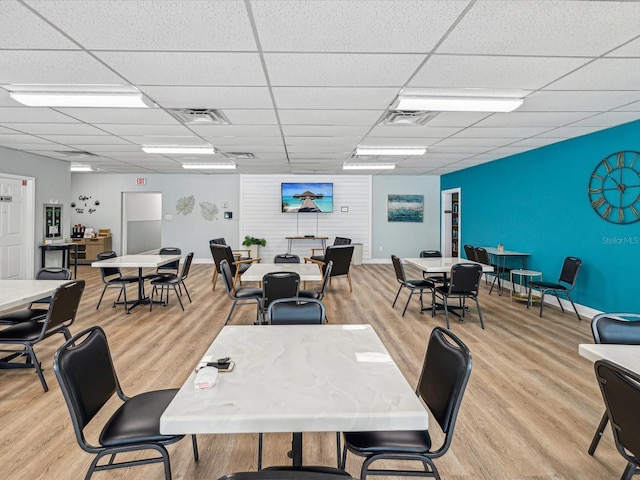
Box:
242, 263, 323, 282
161, 324, 428, 435
91, 254, 180, 268
0, 280, 67, 312
579, 343, 640, 374
404, 257, 494, 273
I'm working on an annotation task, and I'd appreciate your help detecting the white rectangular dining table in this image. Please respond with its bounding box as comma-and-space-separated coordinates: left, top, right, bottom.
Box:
242, 262, 323, 282
161, 324, 428, 466
404, 257, 494, 274
91, 254, 180, 312
0, 280, 68, 312
579, 344, 640, 373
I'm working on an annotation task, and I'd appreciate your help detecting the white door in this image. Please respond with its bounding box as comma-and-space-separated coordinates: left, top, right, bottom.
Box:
0, 177, 27, 279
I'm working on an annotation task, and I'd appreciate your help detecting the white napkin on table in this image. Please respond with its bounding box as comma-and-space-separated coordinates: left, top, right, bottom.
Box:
194, 366, 218, 389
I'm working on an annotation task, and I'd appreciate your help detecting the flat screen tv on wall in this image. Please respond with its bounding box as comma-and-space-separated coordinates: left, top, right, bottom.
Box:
281, 182, 333, 213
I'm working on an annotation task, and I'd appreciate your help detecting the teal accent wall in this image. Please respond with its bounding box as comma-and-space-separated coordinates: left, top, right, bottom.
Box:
442, 119, 640, 313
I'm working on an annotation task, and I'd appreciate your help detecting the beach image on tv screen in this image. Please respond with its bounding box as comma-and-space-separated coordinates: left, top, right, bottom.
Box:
282, 183, 333, 213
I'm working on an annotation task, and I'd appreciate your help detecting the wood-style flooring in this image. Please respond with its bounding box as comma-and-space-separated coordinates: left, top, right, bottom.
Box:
0, 263, 625, 479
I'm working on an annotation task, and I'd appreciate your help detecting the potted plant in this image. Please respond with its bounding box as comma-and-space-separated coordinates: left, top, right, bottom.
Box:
242, 236, 266, 259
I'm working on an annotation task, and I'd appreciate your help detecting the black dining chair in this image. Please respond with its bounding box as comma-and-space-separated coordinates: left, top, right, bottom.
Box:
419, 250, 446, 286
587, 312, 640, 455
210, 243, 260, 291
149, 252, 194, 311
432, 263, 484, 329
220, 259, 263, 325
339, 327, 472, 480
299, 261, 333, 301
310, 236, 351, 263
305, 245, 354, 292
95, 251, 139, 313
391, 255, 432, 316
53, 326, 199, 480
274, 254, 301, 263
267, 297, 326, 325
261, 271, 301, 323
528, 256, 582, 321
594, 359, 640, 480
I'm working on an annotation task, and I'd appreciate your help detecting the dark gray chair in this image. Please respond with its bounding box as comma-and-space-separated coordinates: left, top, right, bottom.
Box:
310, 237, 351, 262
0, 279, 84, 391
53, 326, 198, 480
0, 267, 72, 325
473, 247, 507, 295
527, 256, 582, 321
210, 243, 259, 291
220, 259, 263, 325
274, 254, 300, 263
262, 272, 301, 322
299, 261, 333, 301
391, 255, 432, 316
150, 252, 193, 311
339, 327, 472, 480
156, 246, 182, 276
219, 469, 353, 480
419, 250, 446, 286
267, 297, 325, 325
594, 360, 640, 480
306, 245, 354, 292
463, 244, 477, 262
95, 251, 139, 313
432, 263, 484, 329
588, 312, 640, 455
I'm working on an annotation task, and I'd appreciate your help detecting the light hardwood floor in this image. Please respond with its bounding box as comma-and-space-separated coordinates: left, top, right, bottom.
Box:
0, 263, 625, 480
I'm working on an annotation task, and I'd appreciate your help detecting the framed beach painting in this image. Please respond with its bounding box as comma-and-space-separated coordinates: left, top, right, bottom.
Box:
387, 194, 424, 222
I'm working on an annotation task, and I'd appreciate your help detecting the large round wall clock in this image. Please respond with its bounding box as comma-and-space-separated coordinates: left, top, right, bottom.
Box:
588, 150, 640, 224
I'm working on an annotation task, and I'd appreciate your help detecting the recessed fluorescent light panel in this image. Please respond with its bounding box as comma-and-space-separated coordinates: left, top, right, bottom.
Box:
355, 147, 426, 156
343, 164, 396, 170
70, 164, 92, 172
182, 164, 236, 170
6, 84, 154, 108
142, 146, 216, 154
394, 88, 526, 113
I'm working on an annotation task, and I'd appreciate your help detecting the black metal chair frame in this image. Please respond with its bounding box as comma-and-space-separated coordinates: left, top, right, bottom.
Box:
306, 245, 354, 292
262, 272, 301, 323
310, 236, 351, 262
588, 312, 640, 456
267, 297, 326, 325
463, 244, 477, 262
473, 247, 505, 295
527, 256, 582, 321
274, 254, 301, 263
419, 250, 446, 286
150, 252, 194, 311
211, 243, 260, 291
594, 359, 640, 480
95, 251, 139, 313
299, 260, 333, 302
53, 326, 198, 480
0, 279, 85, 391
339, 327, 472, 480
220, 259, 263, 325
432, 263, 484, 329
391, 255, 433, 316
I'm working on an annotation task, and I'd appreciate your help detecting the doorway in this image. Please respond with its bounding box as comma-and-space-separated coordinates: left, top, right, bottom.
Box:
441, 188, 461, 257
0, 174, 35, 279
121, 192, 162, 254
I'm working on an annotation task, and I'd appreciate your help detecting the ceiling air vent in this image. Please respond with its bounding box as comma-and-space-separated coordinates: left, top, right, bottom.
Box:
169, 108, 231, 125
225, 152, 255, 159
55, 150, 97, 157
380, 110, 439, 126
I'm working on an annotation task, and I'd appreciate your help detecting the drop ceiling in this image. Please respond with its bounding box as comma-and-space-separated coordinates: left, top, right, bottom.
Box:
1, 0, 639, 175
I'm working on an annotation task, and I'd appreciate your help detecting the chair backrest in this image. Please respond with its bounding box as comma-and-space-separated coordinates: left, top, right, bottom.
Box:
591, 313, 640, 344
463, 244, 477, 262
333, 237, 351, 246
210, 237, 227, 246
391, 255, 407, 284
274, 254, 300, 264
324, 245, 354, 277
96, 251, 121, 279
157, 247, 181, 273
594, 360, 640, 464
180, 252, 194, 280
220, 259, 236, 297
263, 272, 300, 309
41, 280, 85, 338
420, 250, 442, 258
448, 263, 482, 294
558, 256, 581, 288
54, 326, 120, 447
210, 244, 236, 274
36, 267, 72, 280
473, 247, 490, 265
316, 260, 333, 300
417, 327, 472, 445
268, 297, 326, 325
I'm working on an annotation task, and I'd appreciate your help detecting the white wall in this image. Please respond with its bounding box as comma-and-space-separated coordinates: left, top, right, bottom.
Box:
240, 175, 371, 261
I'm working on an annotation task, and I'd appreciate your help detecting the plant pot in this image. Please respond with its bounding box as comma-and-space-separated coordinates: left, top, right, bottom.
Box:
248, 244, 260, 259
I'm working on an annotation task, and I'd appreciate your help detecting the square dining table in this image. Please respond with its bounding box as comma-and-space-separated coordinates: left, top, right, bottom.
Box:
241, 262, 323, 282
0, 280, 68, 312
91, 254, 180, 312
579, 344, 640, 373
161, 324, 428, 467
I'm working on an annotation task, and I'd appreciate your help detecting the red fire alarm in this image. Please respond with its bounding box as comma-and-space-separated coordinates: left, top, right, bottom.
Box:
135, 178, 146, 185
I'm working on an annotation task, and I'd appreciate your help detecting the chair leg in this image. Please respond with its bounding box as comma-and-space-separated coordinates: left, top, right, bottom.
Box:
402, 290, 414, 316
258, 433, 263, 470
555, 292, 566, 312
474, 295, 485, 329
173, 286, 184, 311
212, 268, 219, 290
566, 292, 581, 321
96, 285, 108, 309
191, 434, 199, 461
538, 291, 547, 317
27, 345, 48, 392
442, 296, 451, 329
588, 411, 609, 455
392, 285, 403, 308
181, 281, 192, 303
622, 461, 638, 480
150, 285, 156, 311
225, 300, 238, 326
347, 271, 353, 292
336, 432, 341, 468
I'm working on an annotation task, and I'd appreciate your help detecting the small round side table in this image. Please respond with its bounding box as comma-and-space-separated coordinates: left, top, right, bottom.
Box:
510, 269, 542, 303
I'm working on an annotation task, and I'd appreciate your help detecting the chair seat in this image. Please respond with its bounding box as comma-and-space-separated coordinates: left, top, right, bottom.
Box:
106, 276, 138, 284
298, 289, 320, 299
238, 263, 252, 275
150, 274, 180, 286
0, 320, 47, 341
529, 280, 565, 290
100, 389, 181, 447
235, 287, 263, 299
310, 255, 325, 262
343, 430, 432, 454
0, 308, 48, 325
406, 279, 433, 289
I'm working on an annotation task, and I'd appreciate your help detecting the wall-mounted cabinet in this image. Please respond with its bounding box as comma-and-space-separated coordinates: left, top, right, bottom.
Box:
451, 193, 459, 256
70, 236, 111, 264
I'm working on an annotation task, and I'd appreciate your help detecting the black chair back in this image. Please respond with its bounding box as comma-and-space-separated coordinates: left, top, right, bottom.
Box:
210, 244, 237, 275
263, 272, 300, 310
180, 252, 194, 280
157, 247, 181, 274
473, 247, 490, 265
220, 259, 236, 295
274, 254, 300, 263
268, 298, 325, 325
391, 255, 406, 284
36, 267, 72, 280
96, 251, 121, 279
54, 326, 118, 437
41, 280, 85, 339
558, 256, 581, 287
448, 263, 482, 295
463, 245, 477, 262
417, 327, 472, 436
324, 245, 354, 277
210, 237, 227, 246
317, 261, 333, 299
591, 313, 640, 344
595, 360, 640, 467
334, 237, 351, 246
420, 250, 442, 258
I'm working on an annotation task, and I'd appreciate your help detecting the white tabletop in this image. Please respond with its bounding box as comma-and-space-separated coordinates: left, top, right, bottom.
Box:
480, 247, 530, 257
579, 344, 640, 374
91, 254, 180, 268
0, 280, 68, 312
242, 263, 323, 282
160, 324, 428, 435
404, 257, 494, 273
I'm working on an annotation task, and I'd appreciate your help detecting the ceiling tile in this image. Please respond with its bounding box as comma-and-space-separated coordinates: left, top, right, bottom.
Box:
0, 107, 85, 123
453, 126, 553, 138
0, 2, 78, 49
282, 125, 370, 137
223, 110, 279, 125
474, 111, 594, 128
120, 135, 206, 146
0, 135, 56, 145
569, 112, 640, 128
367, 126, 462, 138
93, 124, 194, 136
520, 90, 640, 112
6, 123, 104, 135
191, 125, 282, 138
547, 58, 640, 90
140, 86, 274, 109
535, 126, 606, 138
40, 135, 133, 145
272, 87, 399, 109
278, 109, 383, 125
58, 107, 180, 124
607, 37, 640, 57
425, 112, 492, 127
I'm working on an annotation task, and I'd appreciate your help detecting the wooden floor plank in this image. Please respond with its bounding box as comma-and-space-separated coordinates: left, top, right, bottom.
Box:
0, 263, 626, 479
